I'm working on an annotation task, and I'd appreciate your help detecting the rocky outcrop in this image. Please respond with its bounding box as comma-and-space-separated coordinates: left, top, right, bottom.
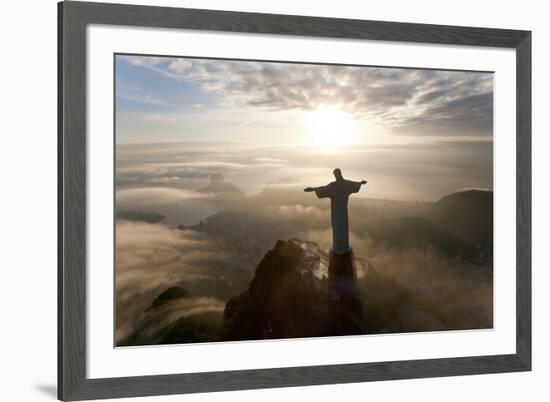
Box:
146, 286, 190, 311
223, 240, 368, 340
224, 240, 328, 340
118, 288, 225, 346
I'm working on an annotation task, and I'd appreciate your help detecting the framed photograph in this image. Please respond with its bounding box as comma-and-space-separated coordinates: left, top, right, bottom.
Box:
58, 1, 531, 400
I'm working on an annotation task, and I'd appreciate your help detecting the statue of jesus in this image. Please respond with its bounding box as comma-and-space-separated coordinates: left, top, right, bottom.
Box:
304, 169, 367, 254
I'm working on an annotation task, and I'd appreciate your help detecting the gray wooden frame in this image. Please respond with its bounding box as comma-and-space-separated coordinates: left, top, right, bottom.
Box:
58, 1, 531, 400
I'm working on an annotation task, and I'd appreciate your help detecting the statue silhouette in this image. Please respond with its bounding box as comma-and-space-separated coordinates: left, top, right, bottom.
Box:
304, 168, 367, 254
305, 169, 367, 335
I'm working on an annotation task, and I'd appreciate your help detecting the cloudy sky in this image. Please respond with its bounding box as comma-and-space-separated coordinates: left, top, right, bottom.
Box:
115, 54, 493, 203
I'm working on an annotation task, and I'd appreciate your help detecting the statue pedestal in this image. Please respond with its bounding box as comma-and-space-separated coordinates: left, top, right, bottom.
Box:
327, 249, 364, 335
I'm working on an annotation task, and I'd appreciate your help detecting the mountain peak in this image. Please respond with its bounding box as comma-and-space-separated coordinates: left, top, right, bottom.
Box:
427, 189, 493, 242
198, 173, 243, 195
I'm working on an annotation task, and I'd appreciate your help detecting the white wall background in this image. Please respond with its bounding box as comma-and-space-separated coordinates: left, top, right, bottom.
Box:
0, 0, 547, 401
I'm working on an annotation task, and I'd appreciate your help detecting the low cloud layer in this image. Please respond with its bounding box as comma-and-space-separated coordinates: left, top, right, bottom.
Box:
116, 141, 492, 203
116, 188, 493, 343
116, 221, 234, 342
117, 187, 204, 207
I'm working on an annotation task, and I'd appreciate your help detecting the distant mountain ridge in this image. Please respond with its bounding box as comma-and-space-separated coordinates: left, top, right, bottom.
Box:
367, 216, 477, 257
427, 189, 493, 242
116, 210, 166, 223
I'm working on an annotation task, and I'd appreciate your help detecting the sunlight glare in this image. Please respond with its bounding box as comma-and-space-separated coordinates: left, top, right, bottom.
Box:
304, 107, 356, 148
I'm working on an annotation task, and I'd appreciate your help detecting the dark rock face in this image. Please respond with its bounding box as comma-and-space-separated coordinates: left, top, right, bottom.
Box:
224, 240, 331, 340
159, 313, 223, 344
223, 240, 367, 340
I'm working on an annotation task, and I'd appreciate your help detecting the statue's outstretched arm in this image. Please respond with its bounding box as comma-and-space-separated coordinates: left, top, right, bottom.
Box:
304, 187, 317, 192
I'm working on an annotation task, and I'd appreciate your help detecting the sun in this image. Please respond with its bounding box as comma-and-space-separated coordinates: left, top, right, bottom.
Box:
303, 107, 356, 148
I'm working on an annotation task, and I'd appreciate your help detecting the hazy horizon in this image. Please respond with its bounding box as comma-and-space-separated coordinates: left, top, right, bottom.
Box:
116, 54, 493, 205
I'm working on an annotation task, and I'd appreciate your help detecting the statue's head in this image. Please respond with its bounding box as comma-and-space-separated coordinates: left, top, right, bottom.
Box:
333, 168, 343, 181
